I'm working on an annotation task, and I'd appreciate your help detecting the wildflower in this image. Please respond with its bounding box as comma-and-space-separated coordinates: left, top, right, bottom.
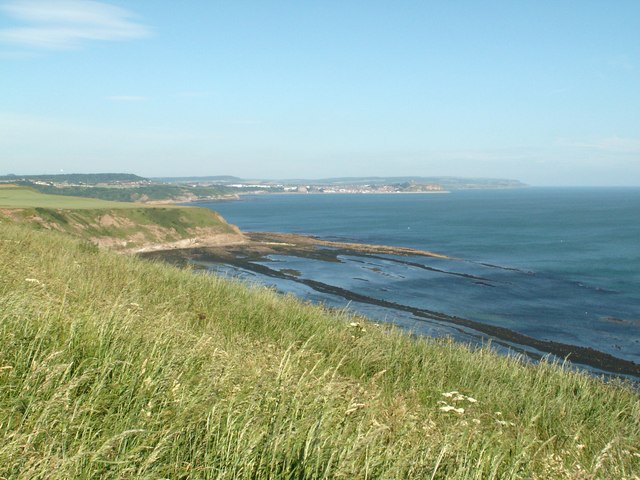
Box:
25, 278, 41, 284
442, 391, 479, 404
439, 405, 464, 414
348, 321, 366, 334
496, 420, 515, 427
472, 419, 481, 425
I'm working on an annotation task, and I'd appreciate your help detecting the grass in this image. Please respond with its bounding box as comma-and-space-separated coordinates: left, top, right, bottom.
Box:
1, 222, 639, 479
0, 186, 239, 249
0, 185, 142, 209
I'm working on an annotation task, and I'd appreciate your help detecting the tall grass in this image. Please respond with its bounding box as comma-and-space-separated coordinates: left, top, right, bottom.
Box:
1, 224, 638, 479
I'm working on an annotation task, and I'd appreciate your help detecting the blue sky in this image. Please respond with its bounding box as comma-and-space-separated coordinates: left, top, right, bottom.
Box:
1, 1, 639, 185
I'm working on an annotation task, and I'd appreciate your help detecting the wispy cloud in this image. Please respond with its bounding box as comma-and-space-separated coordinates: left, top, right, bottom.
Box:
557, 136, 640, 154
0, 0, 151, 50
107, 95, 147, 102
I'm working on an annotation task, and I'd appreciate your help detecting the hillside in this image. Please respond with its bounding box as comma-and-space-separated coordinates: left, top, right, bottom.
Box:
1, 186, 639, 478
23, 182, 239, 204
0, 173, 145, 184
0, 185, 244, 251
1, 222, 639, 479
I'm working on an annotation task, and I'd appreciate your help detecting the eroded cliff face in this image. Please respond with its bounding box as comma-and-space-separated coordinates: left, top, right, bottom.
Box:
0, 206, 246, 252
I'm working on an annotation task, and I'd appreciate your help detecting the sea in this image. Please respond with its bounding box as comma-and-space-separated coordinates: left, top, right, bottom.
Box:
193, 188, 640, 379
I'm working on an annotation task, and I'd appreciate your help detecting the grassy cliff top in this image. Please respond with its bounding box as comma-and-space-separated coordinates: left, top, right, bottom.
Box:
1, 222, 638, 479
0, 185, 242, 251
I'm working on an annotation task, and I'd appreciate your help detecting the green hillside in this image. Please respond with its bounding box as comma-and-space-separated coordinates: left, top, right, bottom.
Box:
24, 182, 237, 203
0, 222, 638, 479
0, 173, 145, 183
0, 185, 243, 251
0, 184, 139, 209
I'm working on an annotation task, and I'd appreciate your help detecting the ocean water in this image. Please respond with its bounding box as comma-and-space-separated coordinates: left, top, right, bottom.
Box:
194, 188, 640, 377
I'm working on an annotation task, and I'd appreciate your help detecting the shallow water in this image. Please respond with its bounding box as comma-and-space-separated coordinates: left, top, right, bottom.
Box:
194, 188, 640, 377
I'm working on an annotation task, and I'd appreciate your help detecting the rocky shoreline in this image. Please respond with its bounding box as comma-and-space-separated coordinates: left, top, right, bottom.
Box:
139, 231, 640, 380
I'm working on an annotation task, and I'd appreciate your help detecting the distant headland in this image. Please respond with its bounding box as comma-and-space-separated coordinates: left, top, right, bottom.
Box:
0, 173, 527, 204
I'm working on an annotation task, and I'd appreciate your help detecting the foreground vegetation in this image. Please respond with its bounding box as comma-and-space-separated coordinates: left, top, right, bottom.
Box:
1, 222, 639, 479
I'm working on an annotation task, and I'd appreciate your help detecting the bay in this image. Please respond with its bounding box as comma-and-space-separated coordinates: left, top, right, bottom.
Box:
194, 188, 640, 378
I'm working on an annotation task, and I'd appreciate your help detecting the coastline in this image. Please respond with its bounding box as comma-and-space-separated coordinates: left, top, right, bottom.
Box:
150, 190, 452, 205
137, 230, 640, 380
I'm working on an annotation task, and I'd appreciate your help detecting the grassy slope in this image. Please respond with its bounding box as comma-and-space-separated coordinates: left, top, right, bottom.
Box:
1, 224, 639, 479
23, 183, 236, 203
0, 184, 139, 209
0, 186, 240, 250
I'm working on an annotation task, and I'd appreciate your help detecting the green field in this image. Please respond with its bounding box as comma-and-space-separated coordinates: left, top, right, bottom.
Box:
0, 185, 143, 209
1, 221, 638, 479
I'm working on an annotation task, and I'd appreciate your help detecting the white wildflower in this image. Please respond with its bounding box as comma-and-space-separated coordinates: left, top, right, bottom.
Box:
439, 405, 464, 414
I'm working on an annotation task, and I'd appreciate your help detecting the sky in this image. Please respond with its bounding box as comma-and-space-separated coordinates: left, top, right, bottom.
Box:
1, 1, 639, 185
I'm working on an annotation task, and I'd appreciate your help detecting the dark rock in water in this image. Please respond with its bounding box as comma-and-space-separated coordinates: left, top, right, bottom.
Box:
139, 232, 640, 381
602, 316, 640, 325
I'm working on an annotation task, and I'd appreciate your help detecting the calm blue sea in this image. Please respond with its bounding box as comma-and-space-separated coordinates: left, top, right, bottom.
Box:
196, 188, 640, 375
